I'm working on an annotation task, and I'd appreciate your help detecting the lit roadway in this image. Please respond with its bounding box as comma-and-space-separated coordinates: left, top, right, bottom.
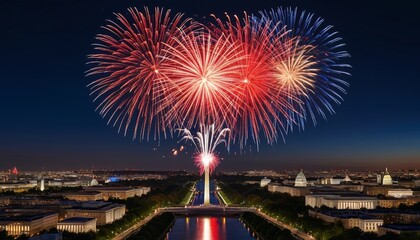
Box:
160, 205, 253, 215
253, 210, 314, 240
113, 210, 160, 240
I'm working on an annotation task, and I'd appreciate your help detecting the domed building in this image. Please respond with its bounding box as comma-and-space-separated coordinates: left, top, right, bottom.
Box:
260, 177, 271, 187
295, 169, 308, 187
90, 178, 99, 186
344, 172, 352, 182
382, 168, 393, 185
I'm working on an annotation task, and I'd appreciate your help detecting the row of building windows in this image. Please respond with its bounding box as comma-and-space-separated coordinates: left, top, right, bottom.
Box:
337, 201, 375, 209
1, 224, 30, 235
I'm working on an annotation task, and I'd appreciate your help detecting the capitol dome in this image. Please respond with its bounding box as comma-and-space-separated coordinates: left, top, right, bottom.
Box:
295, 169, 308, 187
90, 178, 99, 186
382, 168, 393, 185
344, 172, 352, 182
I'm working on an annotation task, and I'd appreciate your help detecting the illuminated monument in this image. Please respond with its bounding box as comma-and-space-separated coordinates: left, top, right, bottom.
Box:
200, 154, 212, 205
377, 167, 393, 185
179, 125, 227, 206
382, 168, 393, 185
295, 169, 308, 187
204, 162, 210, 205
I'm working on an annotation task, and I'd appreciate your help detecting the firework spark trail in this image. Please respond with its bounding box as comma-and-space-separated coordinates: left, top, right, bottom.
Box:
273, 40, 318, 97
179, 124, 230, 174
161, 30, 245, 129
271, 39, 319, 132
86, 7, 197, 141
210, 13, 299, 149
258, 7, 351, 131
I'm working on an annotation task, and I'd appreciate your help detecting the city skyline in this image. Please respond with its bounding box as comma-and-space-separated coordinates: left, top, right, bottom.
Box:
1, 0, 420, 171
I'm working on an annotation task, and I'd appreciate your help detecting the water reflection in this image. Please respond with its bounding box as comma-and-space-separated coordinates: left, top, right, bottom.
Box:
166, 179, 254, 239
202, 218, 211, 240
167, 216, 254, 240
186, 217, 189, 231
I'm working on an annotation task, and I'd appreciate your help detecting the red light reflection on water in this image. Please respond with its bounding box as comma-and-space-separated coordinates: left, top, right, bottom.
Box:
194, 217, 225, 240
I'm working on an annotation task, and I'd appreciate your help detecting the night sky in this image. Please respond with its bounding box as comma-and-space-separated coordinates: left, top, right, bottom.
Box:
1, 1, 419, 171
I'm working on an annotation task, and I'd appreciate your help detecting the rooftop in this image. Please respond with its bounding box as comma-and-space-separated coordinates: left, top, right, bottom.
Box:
63, 191, 101, 195
312, 210, 381, 220
315, 209, 420, 216
59, 217, 96, 223
381, 224, 420, 231
324, 196, 377, 200
73, 201, 125, 210
0, 212, 57, 222
84, 186, 134, 191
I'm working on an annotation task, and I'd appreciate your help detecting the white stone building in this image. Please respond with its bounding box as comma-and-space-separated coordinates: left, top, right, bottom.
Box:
58, 217, 96, 233
387, 189, 413, 198
306, 195, 378, 209
260, 177, 271, 187
294, 170, 308, 187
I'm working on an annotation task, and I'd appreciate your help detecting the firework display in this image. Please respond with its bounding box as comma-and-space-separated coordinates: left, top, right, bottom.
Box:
178, 124, 229, 204
258, 7, 351, 130
210, 13, 294, 149
161, 31, 244, 129
87, 7, 197, 141
179, 124, 229, 174
87, 6, 350, 174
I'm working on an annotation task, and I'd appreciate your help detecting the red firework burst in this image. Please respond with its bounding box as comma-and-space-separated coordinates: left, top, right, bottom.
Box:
210, 13, 298, 148
161, 30, 245, 129
86, 7, 197, 141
